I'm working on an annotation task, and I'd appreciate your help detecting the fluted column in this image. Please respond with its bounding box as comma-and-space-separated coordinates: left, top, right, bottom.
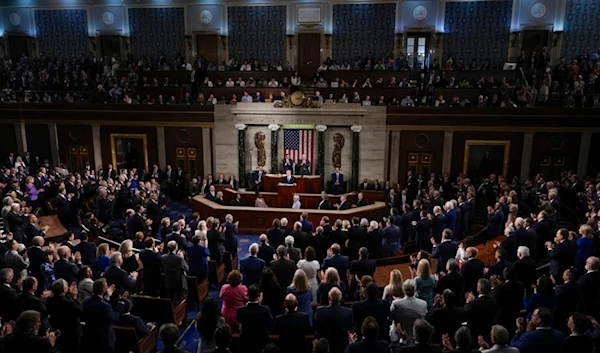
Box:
92, 125, 103, 169
351, 125, 362, 192
442, 131, 454, 174
316, 125, 327, 190
235, 124, 247, 188
202, 127, 213, 178
48, 124, 60, 167
577, 132, 592, 177
14, 122, 27, 156
156, 127, 166, 169
520, 133, 534, 181
268, 124, 280, 174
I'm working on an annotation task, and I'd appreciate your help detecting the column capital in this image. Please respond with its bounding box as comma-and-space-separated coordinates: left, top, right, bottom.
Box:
316, 125, 328, 132
268, 124, 280, 131
235, 123, 247, 131
350, 125, 362, 133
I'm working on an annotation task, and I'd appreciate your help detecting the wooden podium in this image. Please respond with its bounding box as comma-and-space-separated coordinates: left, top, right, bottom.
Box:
264, 174, 322, 193
276, 183, 297, 197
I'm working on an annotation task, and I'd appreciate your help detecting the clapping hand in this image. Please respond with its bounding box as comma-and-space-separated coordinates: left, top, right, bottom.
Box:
1, 320, 15, 337
107, 284, 116, 298
465, 292, 475, 303
395, 323, 407, 339
348, 332, 358, 344
441, 334, 453, 351
68, 282, 78, 298
478, 335, 490, 350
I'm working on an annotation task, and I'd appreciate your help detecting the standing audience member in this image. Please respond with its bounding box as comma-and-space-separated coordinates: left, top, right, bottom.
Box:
236, 284, 273, 353
273, 293, 311, 353
314, 287, 353, 353
219, 270, 247, 332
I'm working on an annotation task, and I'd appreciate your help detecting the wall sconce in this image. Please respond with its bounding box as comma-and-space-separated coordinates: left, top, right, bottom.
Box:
552, 31, 563, 47
324, 34, 332, 49
220, 35, 227, 51
287, 34, 294, 50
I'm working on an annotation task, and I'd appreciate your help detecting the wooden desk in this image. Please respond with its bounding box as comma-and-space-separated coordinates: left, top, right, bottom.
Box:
476, 235, 504, 266
39, 215, 67, 243
191, 195, 387, 234
264, 174, 323, 193
220, 188, 359, 209
360, 190, 386, 202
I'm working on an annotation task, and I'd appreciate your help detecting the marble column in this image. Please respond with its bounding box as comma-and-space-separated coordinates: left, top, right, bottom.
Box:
14, 123, 27, 156
351, 125, 362, 192
268, 124, 280, 174
48, 124, 60, 167
236, 124, 247, 188
156, 127, 166, 169
577, 132, 592, 177
389, 130, 401, 184
92, 125, 102, 169
442, 131, 454, 174
202, 127, 213, 178
316, 125, 327, 190
520, 133, 534, 181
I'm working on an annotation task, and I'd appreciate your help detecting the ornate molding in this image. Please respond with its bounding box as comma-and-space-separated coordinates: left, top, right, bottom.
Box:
268, 124, 280, 131
235, 123, 247, 130
350, 125, 362, 133
315, 125, 328, 132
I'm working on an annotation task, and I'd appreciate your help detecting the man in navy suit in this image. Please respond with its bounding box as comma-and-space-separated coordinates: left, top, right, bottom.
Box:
116, 299, 154, 338
487, 203, 505, 238
282, 170, 296, 184
382, 218, 400, 258
81, 278, 126, 353
510, 307, 564, 353
252, 165, 266, 191
430, 206, 446, 243
223, 214, 239, 254
314, 287, 353, 353
104, 252, 138, 300
54, 246, 81, 284
237, 285, 273, 353
331, 167, 344, 194
24, 214, 47, 247
300, 212, 313, 234
187, 233, 211, 282
273, 293, 311, 353
73, 232, 98, 273
431, 229, 459, 273
281, 154, 294, 174
240, 243, 266, 286
321, 243, 350, 287
547, 228, 577, 282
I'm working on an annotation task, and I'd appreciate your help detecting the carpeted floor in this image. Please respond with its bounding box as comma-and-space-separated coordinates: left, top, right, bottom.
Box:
158, 200, 259, 352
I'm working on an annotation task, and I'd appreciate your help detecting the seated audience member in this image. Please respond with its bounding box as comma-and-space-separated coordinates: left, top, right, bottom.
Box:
240, 243, 266, 286
116, 298, 155, 338
346, 316, 391, 353
352, 282, 390, 342
273, 293, 311, 353
196, 296, 226, 353
219, 270, 248, 332
390, 280, 428, 345
270, 245, 297, 294
159, 323, 191, 353
510, 307, 564, 353
255, 192, 269, 208
314, 287, 354, 353
3, 310, 60, 353
236, 284, 273, 353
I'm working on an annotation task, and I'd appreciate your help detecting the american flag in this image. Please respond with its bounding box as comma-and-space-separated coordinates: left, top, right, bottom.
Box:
283, 129, 314, 172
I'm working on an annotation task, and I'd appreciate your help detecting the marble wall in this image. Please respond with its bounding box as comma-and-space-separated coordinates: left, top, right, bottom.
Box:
213, 104, 386, 187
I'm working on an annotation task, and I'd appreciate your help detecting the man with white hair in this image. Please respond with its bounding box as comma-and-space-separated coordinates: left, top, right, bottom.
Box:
240, 243, 265, 286
514, 246, 537, 294
257, 233, 276, 266
223, 214, 239, 254
6, 202, 26, 244
104, 251, 138, 298
443, 201, 457, 234
390, 280, 428, 343
285, 235, 302, 264
161, 241, 188, 303
292, 194, 301, 209
291, 221, 309, 254
366, 220, 384, 259
430, 205, 445, 242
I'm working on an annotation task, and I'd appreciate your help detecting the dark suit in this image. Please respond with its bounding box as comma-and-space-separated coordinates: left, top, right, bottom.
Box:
145, 200, 162, 234
267, 227, 287, 248
73, 241, 98, 272
24, 223, 44, 246
127, 213, 148, 239
273, 311, 311, 353
461, 258, 485, 295
0, 283, 19, 321
430, 214, 445, 243
500, 235, 518, 263
257, 243, 275, 267
510, 327, 564, 353
16, 291, 50, 333
338, 201, 351, 210
356, 198, 368, 207
240, 256, 266, 286
237, 303, 273, 353
281, 159, 294, 174
315, 304, 354, 353
352, 298, 390, 341
322, 254, 350, 287
300, 220, 313, 234
487, 210, 504, 237
81, 295, 125, 353
554, 281, 581, 333
291, 230, 309, 254
187, 244, 211, 281
252, 170, 265, 191
104, 265, 136, 298
549, 240, 577, 278
433, 271, 464, 298
426, 305, 468, 344
139, 249, 163, 296
27, 246, 45, 280
487, 260, 512, 279
332, 173, 344, 194
577, 271, 600, 320
54, 258, 80, 284
164, 232, 190, 253
414, 218, 432, 251
161, 252, 189, 302
490, 280, 525, 334
223, 222, 238, 254
366, 229, 384, 259
46, 295, 83, 353
432, 240, 458, 273
464, 295, 497, 344
282, 175, 297, 184
6, 212, 26, 243
116, 313, 149, 338
318, 199, 331, 210
310, 233, 329, 264
382, 225, 400, 257
207, 228, 225, 264
271, 258, 297, 294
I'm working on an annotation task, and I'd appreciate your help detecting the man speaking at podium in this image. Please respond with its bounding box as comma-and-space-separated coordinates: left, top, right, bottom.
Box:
296, 154, 311, 175
282, 170, 297, 185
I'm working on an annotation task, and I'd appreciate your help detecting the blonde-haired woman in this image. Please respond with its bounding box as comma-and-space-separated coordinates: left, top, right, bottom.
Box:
198, 220, 208, 233
414, 259, 435, 310
316, 267, 346, 305
96, 243, 110, 274
382, 269, 405, 302
506, 195, 519, 225
119, 239, 142, 274
287, 269, 314, 325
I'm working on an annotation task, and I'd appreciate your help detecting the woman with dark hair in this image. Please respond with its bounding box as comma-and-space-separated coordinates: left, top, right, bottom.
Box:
259, 267, 284, 317
219, 270, 247, 332
564, 312, 593, 353
77, 265, 94, 301
196, 296, 225, 353
40, 249, 56, 291
297, 246, 320, 303
524, 275, 556, 320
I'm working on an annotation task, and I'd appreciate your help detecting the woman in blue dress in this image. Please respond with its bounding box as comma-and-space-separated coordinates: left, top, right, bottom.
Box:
575, 225, 594, 274
524, 275, 556, 320
414, 259, 436, 310
287, 269, 314, 326
40, 249, 56, 291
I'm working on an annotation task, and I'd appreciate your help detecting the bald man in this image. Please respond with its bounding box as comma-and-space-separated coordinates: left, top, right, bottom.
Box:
240, 243, 265, 286
273, 294, 311, 353
314, 287, 353, 353
461, 246, 485, 296
578, 256, 600, 320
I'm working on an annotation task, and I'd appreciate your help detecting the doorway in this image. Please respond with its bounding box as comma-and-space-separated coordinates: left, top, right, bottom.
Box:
67, 145, 90, 173
99, 36, 122, 59
297, 33, 321, 78
406, 33, 430, 69
406, 152, 432, 178
175, 147, 198, 183
521, 30, 549, 58
7, 35, 30, 64
195, 34, 219, 66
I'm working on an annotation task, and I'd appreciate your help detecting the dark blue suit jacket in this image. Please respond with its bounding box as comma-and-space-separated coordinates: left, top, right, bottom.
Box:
73, 241, 98, 270
430, 214, 445, 242
382, 225, 401, 253
81, 295, 125, 352
444, 209, 457, 234
282, 176, 297, 184
301, 219, 313, 234
487, 210, 505, 236
315, 304, 353, 353
510, 327, 564, 353
432, 240, 459, 273
116, 313, 149, 338
322, 254, 350, 287
187, 244, 211, 281
54, 258, 80, 284
240, 255, 266, 286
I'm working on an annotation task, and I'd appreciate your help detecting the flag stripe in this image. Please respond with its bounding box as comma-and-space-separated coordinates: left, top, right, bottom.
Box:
283, 129, 314, 174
